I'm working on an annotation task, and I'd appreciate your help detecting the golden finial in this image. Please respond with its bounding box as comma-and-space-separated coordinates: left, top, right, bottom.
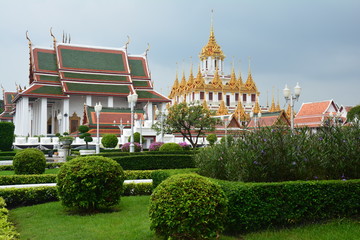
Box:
253, 100, 261, 114
276, 89, 281, 111
26, 31, 32, 47
248, 56, 251, 74
211, 9, 214, 32
145, 43, 150, 56
50, 27, 56, 48
216, 100, 228, 115
266, 90, 269, 107
124, 35, 131, 50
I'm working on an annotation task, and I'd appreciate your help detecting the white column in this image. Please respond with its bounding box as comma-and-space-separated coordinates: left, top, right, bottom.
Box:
22, 97, 30, 137
14, 100, 22, 136
147, 102, 153, 122
108, 96, 114, 108
63, 99, 70, 133
86, 95, 92, 106
40, 98, 48, 136
51, 107, 55, 134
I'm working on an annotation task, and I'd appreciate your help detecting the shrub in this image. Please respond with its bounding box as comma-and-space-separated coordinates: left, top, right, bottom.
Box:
159, 143, 183, 152
121, 142, 142, 152
216, 179, 360, 234
149, 174, 228, 240
78, 125, 93, 149
101, 134, 118, 148
57, 156, 125, 211
112, 154, 195, 170
13, 148, 46, 175
151, 168, 198, 189
0, 197, 20, 239
206, 133, 217, 146
0, 122, 14, 151
0, 174, 56, 185
149, 142, 164, 151
128, 132, 145, 144
220, 135, 234, 146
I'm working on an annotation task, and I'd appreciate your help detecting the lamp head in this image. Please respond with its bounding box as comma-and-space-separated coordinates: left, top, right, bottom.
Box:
294, 82, 301, 97
283, 84, 291, 98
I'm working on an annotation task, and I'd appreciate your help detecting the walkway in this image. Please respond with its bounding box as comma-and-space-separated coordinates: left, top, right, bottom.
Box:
0, 179, 153, 189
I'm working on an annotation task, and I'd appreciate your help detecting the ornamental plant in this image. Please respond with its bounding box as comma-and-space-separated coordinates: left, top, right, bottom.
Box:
101, 134, 118, 148
178, 142, 191, 150
0, 122, 14, 151
13, 148, 46, 175
78, 125, 93, 149
159, 142, 183, 152
57, 156, 125, 211
149, 142, 164, 151
149, 174, 228, 240
127, 132, 145, 144
121, 142, 142, 152
206, 133, 217, 146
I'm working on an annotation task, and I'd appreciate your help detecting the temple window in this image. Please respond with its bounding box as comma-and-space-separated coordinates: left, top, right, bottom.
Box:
218, 92, 222, 101
235, 93, 239, 102
243, 94, 247, 102
251, 94, 256, 102
226, 95, 230, 106
200, 92, 204, 100
209, 92, 213, 101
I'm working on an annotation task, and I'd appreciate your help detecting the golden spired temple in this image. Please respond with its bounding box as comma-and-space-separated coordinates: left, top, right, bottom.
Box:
168, 19, 264, 122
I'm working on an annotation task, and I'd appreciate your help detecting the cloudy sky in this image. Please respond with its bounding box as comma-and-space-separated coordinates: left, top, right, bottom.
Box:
1, 0, 359, 110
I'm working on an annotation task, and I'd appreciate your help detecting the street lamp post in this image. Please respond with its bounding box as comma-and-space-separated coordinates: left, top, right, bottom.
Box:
155, 108, 169, 142
283, 82, 301, 130
113, 118, 124, 143
94, 102, 102, 154
221, 116, 229, 147
135, 113, 147, 151
57, 112, 62, 134
127, 93, 138, 153
250, 111, 262, 130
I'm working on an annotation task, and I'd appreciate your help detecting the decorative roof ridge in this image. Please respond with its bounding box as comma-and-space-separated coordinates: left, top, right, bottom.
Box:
60, 70, 129, 77
56, 43, 127, 52
62, 80, 133, 86
32, 46, 55, 51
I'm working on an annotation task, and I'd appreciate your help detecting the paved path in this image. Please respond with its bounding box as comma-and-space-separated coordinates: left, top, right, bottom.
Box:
0, 179, 153, 189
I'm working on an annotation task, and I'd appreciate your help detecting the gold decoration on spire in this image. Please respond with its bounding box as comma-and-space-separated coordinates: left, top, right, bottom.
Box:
199, 10, 225, 61
269, 95, 276, 112
193, 64, 205, 89
169, 72, 179, 99
179, 71, 187, 93
244, 57, 257, 91
228, 67, 237, 90
50, 27, 56, 48
216, 100, 228, 115
211, 68, 223, 89
202, 99, 209, 110
253, 100, 261, 114
186, 63, 195, 92
234, 100, 248, 122
275, 89, 281, 111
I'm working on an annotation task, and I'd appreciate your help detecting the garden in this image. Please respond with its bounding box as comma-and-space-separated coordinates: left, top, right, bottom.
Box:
0, 121, 359, 239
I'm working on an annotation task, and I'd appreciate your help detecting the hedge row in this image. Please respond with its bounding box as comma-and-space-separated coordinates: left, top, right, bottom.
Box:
0, 152, 17, 157
151, 168, 199, 188
0, 197, 19, 239
0, 170, 154, 185
0, 156, 13, 160
215, 179, 360, 234
112, 154, 195, 170
0, 162, 64, 171
0, 182, 153, 208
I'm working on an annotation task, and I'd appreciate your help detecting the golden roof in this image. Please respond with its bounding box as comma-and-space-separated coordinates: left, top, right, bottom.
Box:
228, 68, 238, 90
169, 73, 179, 98
193, 65, 205, 89
216, 100, 228, 115
237, 71, 243, 89
199, 27, 225, 60
202, 99, 209, 110
186, 66, 195, 92
179, 72, 187, 93
269, 96, 276, 112
244, 73, 257, 91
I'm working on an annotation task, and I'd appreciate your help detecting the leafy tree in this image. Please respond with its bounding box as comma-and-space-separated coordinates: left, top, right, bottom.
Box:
152, 102, 218, 148
206, 133, 217, 146
0, 99, 3, 113
347, 105, 360, 122
78, 125, 93, 149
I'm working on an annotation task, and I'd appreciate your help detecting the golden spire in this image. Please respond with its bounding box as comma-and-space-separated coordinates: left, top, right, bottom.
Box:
244, 57, 257, 91
237, 63, 243, 89
199, 10, 225, 61
275, 89, 281, 111
179, 71, 187, 93
253, 100, 261, 114
228, 67, 237, 90
202, 99, 209, 110
50, 27, 56, 49
269, 93, 276, 112
186, 63, 195, 92
169, 71, 179, 99
211, 68, 223, 89
216, 100, 228, 115
194, 64, 205, 89
234, 100, 248, 122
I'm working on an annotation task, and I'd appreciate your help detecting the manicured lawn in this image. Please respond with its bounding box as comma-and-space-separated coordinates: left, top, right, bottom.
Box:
9, 196, 360, 240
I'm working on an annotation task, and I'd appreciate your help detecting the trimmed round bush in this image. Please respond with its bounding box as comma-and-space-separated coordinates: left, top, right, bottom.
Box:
149, 174, 228, 240
57, 156, 125, 211
128, 132, 145, 144
101, 134, 118, 148
159, 142, 183, 152
13, 148, 46, 175
149, 142, 164, 151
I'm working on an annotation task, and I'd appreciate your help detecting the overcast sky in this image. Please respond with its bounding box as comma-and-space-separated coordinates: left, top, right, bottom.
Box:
1, 0, 359, 110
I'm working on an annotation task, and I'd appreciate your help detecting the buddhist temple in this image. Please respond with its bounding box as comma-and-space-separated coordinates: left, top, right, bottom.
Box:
3, 31, 170, 138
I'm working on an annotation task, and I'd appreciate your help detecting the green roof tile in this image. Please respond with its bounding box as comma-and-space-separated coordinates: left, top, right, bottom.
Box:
30, 86, 63, 95
132, 80, 150, 87
60, 48, 125, 72
39, 75, 60, 82
63, 72, 129, 82
66, 82, 130, 94
129, 59, 146, 77
37, 52, 58, 72
137, 91, 162, 99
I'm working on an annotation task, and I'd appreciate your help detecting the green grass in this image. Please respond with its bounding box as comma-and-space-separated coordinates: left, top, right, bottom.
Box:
9, 196, 360, 240
0, 168, 59, 176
